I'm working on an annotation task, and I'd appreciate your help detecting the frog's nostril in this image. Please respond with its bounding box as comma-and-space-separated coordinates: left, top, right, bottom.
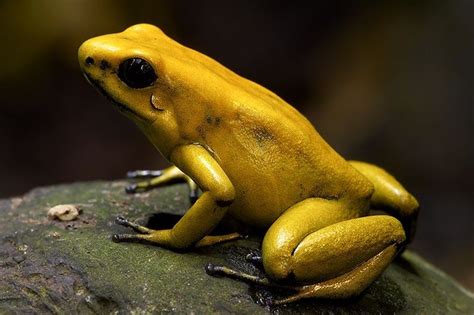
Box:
85, 57, 94, 65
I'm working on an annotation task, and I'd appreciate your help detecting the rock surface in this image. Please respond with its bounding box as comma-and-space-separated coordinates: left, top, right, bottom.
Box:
0, 181, 473, 314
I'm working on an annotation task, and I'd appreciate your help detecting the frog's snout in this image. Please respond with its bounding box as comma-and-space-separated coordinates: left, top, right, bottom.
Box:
78, 40, 94, 70
78, 40, 112, 73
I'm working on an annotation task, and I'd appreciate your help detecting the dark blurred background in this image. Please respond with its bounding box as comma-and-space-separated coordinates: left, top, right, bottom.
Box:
1, 1, 472, 289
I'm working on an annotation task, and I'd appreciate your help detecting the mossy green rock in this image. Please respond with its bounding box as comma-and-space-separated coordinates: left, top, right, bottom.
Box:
0, 181, 473, 314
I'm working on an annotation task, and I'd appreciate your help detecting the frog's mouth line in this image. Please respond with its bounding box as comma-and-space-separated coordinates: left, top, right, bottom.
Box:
83, 72, 140, 118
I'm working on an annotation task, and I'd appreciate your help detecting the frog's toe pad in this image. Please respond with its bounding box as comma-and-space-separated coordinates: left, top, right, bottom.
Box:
125, 184, 138, 194
205, 263, 222, 277
126, 170, 163, 179
111, 234, 124, 242
245, 252, 263, 264
115, 215, 128, 226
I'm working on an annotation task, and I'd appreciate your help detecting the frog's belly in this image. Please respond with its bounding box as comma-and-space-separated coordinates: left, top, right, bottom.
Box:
227, 186, 292, 228
223, 155, 323, 228
225, 164, 353, 228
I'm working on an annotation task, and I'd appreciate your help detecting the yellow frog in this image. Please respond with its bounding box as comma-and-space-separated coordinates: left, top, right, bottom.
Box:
78, 24, 419, 305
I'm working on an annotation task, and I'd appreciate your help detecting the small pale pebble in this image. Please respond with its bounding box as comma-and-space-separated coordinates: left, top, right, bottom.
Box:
49, 231, 61, 238
48, 204, 79, 221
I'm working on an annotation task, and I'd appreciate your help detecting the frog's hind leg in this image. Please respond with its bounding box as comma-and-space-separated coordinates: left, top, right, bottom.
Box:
270, 243, 397, 305
261, 198, 405, 304
349, 161, 419, 243
206, 245, 397, 305
207, 245, 397, 306
126, 165, 199, 203
207, 198, 405, 304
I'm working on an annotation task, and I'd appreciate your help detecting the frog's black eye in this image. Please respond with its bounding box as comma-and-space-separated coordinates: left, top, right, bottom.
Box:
118, 58, 157, 89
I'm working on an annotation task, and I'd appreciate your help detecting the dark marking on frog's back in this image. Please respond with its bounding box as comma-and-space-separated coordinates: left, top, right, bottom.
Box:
206, 115, 222, 127
197, 125, 207, 140
253, 127, 274, 143
100, 60, 111, 70
197, 116, 222, 140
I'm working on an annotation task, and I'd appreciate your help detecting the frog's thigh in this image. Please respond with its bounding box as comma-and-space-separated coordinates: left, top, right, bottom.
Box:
349, 161, 419, 242
348, 161, 419, 217
263, 201, 405, 284
290, 215, 405, 283
262, 198, 355, 280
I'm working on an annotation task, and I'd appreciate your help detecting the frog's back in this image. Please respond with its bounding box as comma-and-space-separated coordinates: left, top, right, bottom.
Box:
200, 88, 372, 228
156, 30, 372, 227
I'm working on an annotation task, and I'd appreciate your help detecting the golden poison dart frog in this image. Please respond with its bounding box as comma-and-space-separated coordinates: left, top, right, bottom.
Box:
78, 24, 419, 305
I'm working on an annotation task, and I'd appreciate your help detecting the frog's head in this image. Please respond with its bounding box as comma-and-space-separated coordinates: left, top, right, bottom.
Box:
78, 24, 188, 155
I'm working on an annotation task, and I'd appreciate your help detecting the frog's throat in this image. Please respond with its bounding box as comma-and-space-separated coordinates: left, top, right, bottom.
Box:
83, 72, 145, 122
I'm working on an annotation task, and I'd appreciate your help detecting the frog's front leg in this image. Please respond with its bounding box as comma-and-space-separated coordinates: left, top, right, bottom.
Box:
113, 215, 243, 246
114, 144, 240, 249
125, 165, 199, 203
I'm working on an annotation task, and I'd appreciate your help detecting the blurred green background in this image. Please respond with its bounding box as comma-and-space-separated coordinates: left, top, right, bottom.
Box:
1, 1, 472, 289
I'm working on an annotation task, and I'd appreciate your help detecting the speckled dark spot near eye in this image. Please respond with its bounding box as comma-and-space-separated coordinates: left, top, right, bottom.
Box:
100, 60, 111, 70
197, 125, 207, 140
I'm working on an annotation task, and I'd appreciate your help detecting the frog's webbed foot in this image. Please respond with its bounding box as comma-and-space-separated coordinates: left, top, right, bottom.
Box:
125, 165, 200, 203
205, 252, 394, 306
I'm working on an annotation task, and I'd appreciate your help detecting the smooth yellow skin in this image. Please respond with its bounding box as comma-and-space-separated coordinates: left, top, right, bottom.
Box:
78, 24, 419, 303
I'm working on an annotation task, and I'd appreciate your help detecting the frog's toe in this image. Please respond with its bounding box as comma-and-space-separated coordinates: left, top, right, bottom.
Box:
111, 233, 125, 242
245, 252, 263, 264
205, 263, 239, 278
114, 215, 154, 234
126, 169, 163, 179
125, 184, 138, 194
111, 233, 147, 243
205, 263, 217, 275
204, 263, 274, 287
125, 180, 156, 194
115, 215, 128, 226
